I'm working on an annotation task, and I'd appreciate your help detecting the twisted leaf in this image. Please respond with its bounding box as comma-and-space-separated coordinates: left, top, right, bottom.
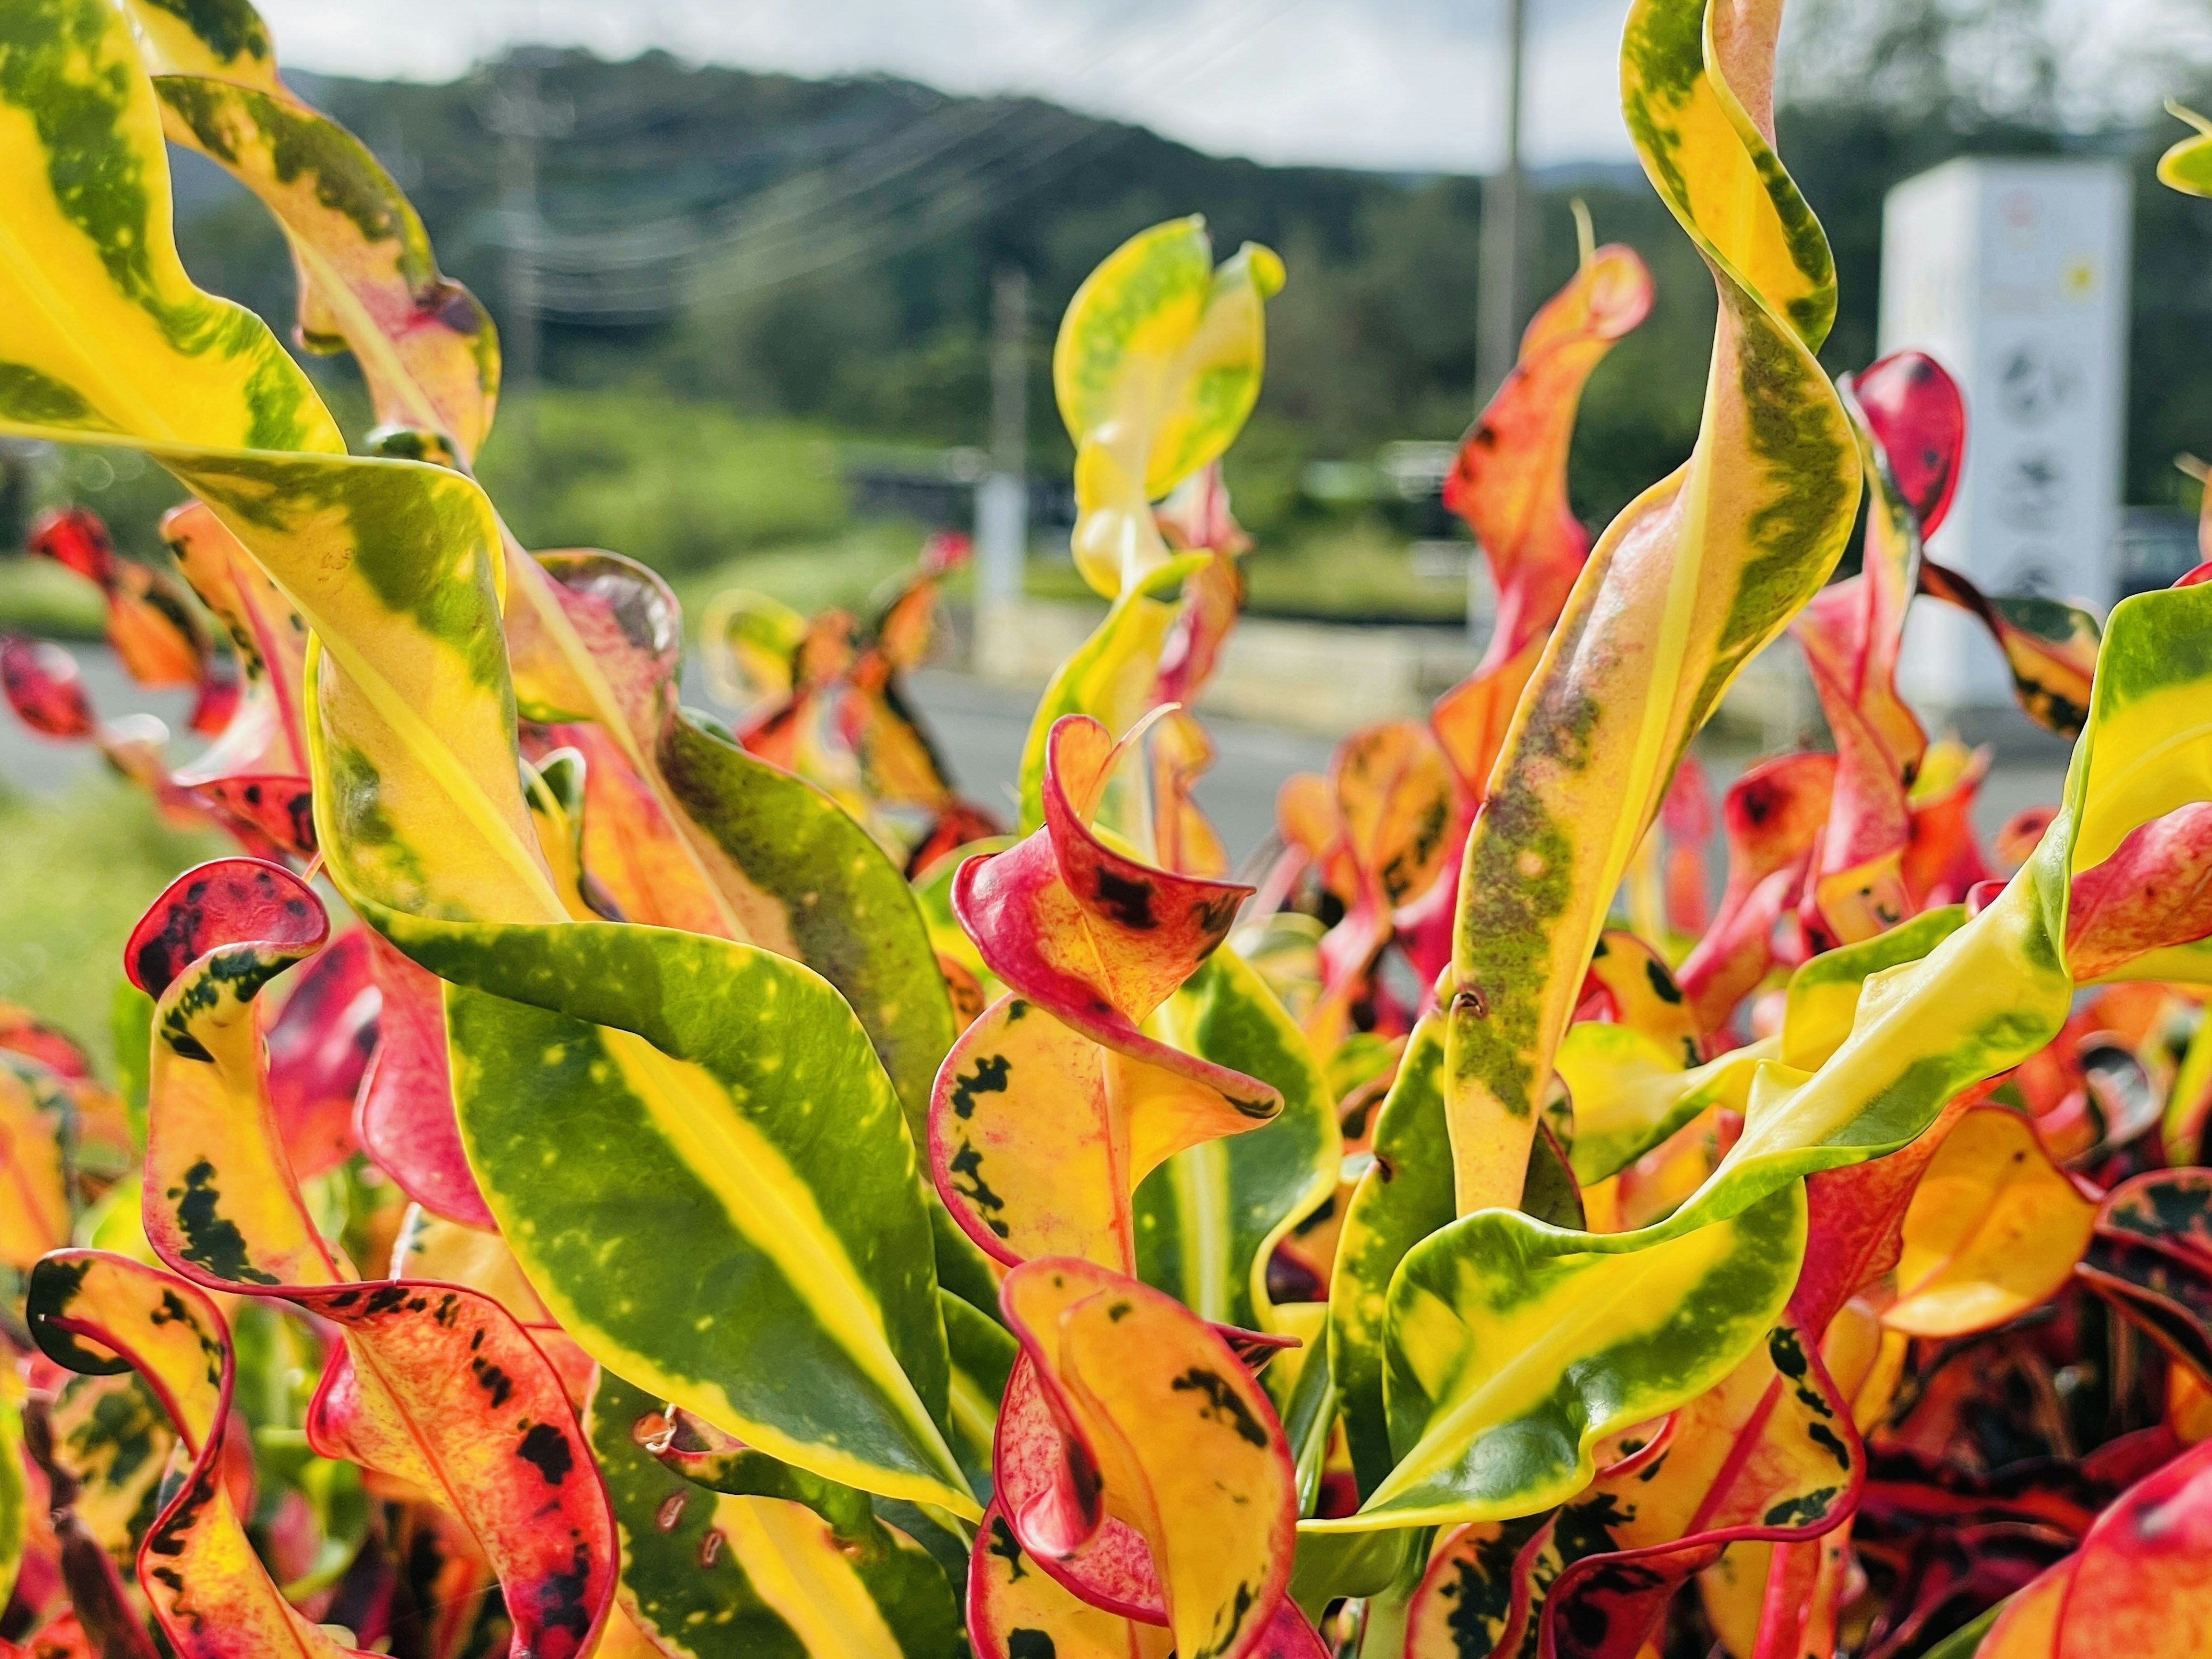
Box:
1444, 0, 1861, 1211
28, 1251, 358, 1659
1018, 218, 1281, 832
931, 714, 1279, 1275
1434, 240, 1654, 794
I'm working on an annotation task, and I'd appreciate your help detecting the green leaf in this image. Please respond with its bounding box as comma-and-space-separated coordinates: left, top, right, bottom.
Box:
1320, 1180, 1807, 1531
1134, 946, 1340, 1330
658, 710, 957, 1139
585, 1370, 964, 1659
430, 920, 972, 1513
1328, 1013, 1453, 1498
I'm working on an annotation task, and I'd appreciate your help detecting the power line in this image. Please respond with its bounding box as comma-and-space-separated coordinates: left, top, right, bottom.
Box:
502, 0, 1304, 321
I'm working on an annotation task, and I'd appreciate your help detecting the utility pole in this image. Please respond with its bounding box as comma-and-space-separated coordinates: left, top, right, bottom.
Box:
1475, 0, 1529, 406
974, 265, 1029, 660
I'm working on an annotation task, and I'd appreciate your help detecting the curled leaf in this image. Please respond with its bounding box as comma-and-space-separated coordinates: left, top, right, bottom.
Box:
1883, 1108, 2097, 1339
996, 1257, 1297, 1659
1445, 0, 1861, 1213
933, 714, 1280, 1274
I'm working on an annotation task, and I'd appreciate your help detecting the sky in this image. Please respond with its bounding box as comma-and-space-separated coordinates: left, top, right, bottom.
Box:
257, 0, 2210, 175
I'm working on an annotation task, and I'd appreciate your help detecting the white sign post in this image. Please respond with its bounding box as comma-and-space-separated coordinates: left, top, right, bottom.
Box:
1878, 158, 2132, 711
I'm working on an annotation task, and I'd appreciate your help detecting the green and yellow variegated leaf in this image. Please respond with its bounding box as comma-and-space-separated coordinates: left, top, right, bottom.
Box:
1134, 946, 1339, 1331
1325, 1010, 1622, 1508
429, 923, 968, 1512
1443, 0, 1860, 1213
1308, 1180, 1806, 1531
1055, 217, 1282, 599
145, 70, 499, 457
1558, 1022, 1767, 1187
1330, 578, 2212, 1532
0, 6, 340, 453
0, 0, 970, 1518
940, 1290, 1017, 1498
2161, 100, 2212, 195
0, 1384, 21, 1615
121, 0, 498, 456
1016, 551, 1208, 835
586, 1371, 964, 1659
658, 709, 958, 1137
118, 0, 279, 89
1403, 1318, 1857, 1659
1327, 1012, 1452, 1498
1018, 217, 1279, 836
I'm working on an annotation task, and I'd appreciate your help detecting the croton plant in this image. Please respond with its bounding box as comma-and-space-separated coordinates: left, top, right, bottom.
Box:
3, 1, 2212, 1656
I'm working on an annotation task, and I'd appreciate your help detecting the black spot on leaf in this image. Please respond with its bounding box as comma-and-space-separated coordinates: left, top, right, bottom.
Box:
516, 1421, 574, 1484
950, 1054, 1010, 1119
1171, 1367, 1270, 1449
1093, 868, 1155, 929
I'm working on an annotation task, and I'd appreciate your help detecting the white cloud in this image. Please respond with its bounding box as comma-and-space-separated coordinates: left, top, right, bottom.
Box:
254, 0, 1642, 171
255, 0, 2212, 173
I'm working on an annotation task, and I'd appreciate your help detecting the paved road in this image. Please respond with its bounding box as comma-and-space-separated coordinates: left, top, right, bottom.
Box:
1, 648, 2066, 886
901, 668, 1334, 872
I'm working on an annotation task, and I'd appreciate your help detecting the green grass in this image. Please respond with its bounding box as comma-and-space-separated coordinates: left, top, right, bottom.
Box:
479, 391, 851, 578
0, 776, 225, 1078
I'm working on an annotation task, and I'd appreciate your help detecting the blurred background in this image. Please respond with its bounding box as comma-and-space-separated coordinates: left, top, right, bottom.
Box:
3, 0, 2211, 1060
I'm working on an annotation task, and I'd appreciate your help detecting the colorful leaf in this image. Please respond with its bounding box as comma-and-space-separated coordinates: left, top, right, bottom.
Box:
585, 1370, 963, 1659
1883, 1107, 2097, 1339
123, 857, 616, 1657
1916, 560, 2100, 740
995, 1257, 1297, 1659
1404, 1316, 1859, 1659
2078, 1168, 2212, 1381
157, 498, 317, 853
1433, 239, 1654, 794
27, 1249, 351, 1659
27, 507, 211, 703
933, 714, 1281, 1275
1972, 1434, 2212, 1657
0, 1052, 74, 1272
1444, 0, 1862, 1212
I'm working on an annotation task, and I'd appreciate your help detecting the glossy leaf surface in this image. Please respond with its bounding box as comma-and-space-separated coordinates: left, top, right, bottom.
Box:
1444, 0, 1860, 1212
